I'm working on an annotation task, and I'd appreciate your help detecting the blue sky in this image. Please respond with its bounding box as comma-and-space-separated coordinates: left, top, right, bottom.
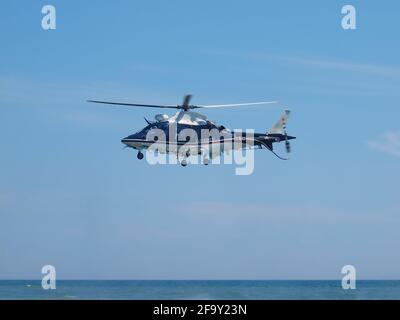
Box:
0, 0, 399, 280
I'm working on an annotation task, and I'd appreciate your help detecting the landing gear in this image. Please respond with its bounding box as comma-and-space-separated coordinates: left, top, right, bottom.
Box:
137, 151, 144, 160
203, 156, 209, 165
178, 149, 190, 167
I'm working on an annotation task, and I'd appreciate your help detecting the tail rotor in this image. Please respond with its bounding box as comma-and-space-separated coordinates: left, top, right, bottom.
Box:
284, 130, 291, 153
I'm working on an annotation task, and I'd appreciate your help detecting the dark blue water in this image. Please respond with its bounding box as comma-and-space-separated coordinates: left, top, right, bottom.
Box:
1, 280, 399, 300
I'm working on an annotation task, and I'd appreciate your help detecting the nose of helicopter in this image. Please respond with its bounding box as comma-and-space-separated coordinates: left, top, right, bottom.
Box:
121, 134, 134, 146
121, 136, 131, 146
121, 133, 143, 148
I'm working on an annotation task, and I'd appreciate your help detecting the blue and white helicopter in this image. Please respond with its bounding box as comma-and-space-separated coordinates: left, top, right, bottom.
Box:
88, 94, 295, 166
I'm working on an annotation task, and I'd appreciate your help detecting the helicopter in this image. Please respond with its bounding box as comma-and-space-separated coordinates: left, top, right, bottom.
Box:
87, 94, 296, 166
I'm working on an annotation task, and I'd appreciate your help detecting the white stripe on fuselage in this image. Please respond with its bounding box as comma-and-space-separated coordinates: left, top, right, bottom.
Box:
122, 137, 268, 153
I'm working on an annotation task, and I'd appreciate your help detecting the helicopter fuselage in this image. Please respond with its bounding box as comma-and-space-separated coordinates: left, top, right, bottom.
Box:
121, 112, 295, 158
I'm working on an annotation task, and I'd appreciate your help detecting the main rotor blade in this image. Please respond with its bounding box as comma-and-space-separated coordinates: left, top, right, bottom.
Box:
87, 100, 179, 109
182, 94, 192, 108
197, 101, 278, 108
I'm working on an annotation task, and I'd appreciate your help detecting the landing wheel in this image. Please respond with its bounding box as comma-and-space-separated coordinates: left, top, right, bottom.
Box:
203, 157, 209, 166
181, 159, 187, 167
137, 151, 144, 160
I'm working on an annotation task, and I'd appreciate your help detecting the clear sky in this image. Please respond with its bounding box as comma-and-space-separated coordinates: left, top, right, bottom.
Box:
0, 0, 399, 280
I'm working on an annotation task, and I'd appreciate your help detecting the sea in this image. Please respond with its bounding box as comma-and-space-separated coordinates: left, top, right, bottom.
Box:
0, 280, 399, 300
